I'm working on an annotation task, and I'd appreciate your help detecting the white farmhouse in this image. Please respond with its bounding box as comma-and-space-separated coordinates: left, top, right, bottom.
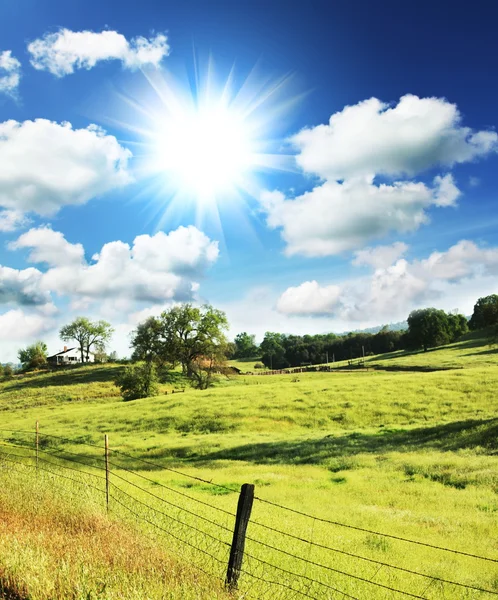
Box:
47, 346, 95, 366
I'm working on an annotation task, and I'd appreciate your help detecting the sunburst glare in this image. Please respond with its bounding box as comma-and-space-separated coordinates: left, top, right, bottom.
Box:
110, 57, 302, 237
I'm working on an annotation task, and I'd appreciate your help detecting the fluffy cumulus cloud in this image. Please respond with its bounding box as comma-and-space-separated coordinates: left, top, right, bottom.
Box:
0, 119, 132, 216
0, 309, 53, 341
3, 225, 218, 307
0, 210, 29, 233
277, 280, 341, 316
261, 174, 459, 256
261, 95, 496, 257
0, 265, 47, 306
0, 50, 21, 96
353, 242, 408, 269
292, 94, 498, 180
276, 240, 498, 322
28, 29, 169, 77
11, 227, 85, 267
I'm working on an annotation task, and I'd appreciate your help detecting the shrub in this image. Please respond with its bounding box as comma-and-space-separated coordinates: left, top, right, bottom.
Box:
254, 362, 265, 369
114, 362, 159, 401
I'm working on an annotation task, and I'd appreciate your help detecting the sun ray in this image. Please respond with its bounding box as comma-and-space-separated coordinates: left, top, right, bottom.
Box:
109, 57, 302, 240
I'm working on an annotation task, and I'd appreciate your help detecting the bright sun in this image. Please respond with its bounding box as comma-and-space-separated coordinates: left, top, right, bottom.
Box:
157, 104, 255, 199
116, 58, 299, 230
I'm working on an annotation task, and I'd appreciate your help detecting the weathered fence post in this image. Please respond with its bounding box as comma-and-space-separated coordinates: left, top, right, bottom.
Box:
35, 420, 39, 471
104, 434, 109, 512
226, 483, 254, 590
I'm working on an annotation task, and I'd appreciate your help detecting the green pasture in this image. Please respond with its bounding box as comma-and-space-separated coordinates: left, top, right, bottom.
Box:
0, 333, 497, 597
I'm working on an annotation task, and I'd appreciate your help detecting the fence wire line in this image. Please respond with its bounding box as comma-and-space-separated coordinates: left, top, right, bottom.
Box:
249, 517, 498, 595
3, 428, 496, 565
109, 475, 232, 547
0, 428, 237, 494
110, 469, 233, 534
244, 536, 427, 600
253, 496, 498, 564
243, 551, 362, 600
0, 440, 107, 476
0, 445, 107, 484
0, 452, 105, 496
0, 433, 234, 519
1, 429, 496, 598
237, 567, 324, 600
106, 456, 234, 517
109, 485, 227, 567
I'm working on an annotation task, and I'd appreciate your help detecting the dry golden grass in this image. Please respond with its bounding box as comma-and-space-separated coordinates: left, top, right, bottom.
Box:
0, 466, 230, 600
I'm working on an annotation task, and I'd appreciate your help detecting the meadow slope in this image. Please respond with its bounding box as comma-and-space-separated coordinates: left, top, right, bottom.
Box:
0, 334, 497, 598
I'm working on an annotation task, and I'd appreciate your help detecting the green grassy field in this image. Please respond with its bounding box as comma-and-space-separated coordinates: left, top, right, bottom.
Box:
0, 333, 497, 598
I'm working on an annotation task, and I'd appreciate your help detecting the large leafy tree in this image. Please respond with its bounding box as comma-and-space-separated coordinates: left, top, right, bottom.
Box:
160, 304, 229, 375
130, 316, 164, 364
260, 332, 287, 369
407, 308, 452, 351
130, 304, 229, 377
233, 332, 259, 358
469, 294, 498, 330
60, 317, 114, 363
18, 341, 48, 370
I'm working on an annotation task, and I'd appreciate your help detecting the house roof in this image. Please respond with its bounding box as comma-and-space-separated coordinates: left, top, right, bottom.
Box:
47, 347, 96, 359
47, 347, 77, 358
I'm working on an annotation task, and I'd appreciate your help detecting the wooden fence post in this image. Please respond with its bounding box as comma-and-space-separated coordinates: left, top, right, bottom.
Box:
226, 483, 255, 590
35, 420, 39, 471
104, 434, 109, 512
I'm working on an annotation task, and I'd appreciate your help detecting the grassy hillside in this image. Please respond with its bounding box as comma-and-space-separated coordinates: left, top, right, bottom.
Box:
0, 463, 229, 599
1, 332, 497, 598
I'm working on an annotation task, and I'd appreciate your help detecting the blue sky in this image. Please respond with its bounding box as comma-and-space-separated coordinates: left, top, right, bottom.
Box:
1, 0, 498, 360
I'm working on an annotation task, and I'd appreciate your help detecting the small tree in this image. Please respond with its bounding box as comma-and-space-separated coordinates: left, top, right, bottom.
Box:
233, 332, 259, 358
469, 294, 498, 330
114, 362, 159, 401
60, 317, 114, 363
18, 341, 48, 370
3, 364, 13, 379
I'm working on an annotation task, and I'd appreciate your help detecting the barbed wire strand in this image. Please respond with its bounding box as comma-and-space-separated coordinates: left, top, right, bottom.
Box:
0, 428, 237, 493
243, 551, 361, 600
248, 517, 498, 595
106, 457, 234, 516
110, 469, 233, 535
253, 496, 498, 563
0, 444, 106, 483
245, 536, 427, 599
0, 453, 105, 495
0, 439, 107, 474
109, 485, 227, 567
109, 476, 232, 546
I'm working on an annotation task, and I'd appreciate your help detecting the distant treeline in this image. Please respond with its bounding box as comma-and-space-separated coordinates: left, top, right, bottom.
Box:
249, 301, 492, 370
257, 328, 407, 370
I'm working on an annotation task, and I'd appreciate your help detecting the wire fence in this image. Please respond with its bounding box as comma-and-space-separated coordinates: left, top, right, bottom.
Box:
0, 426, 496, 599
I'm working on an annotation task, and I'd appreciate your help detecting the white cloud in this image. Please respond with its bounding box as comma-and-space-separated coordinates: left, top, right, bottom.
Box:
277, 280, 341, 316
28, 29, 169, 77
276, 240, 498, 322
7, 225, 219, 306
0, 210, 29, 232
292, 94, 498, 180
0, 50, 21, 96
0, 119, 132, 216
353, 242, 408, 269
11, 227, 85, 266
0, 265, 48, 306
0, 309, 52, 341
261, 175, 459, 256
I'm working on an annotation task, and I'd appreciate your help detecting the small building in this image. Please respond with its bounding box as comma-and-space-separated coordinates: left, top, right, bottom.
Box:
47, 346, 95, 366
